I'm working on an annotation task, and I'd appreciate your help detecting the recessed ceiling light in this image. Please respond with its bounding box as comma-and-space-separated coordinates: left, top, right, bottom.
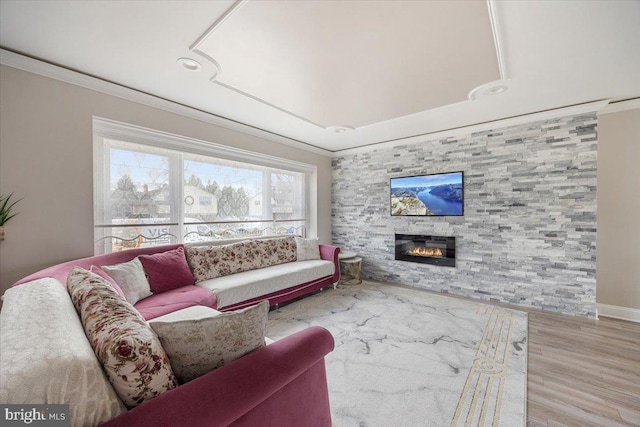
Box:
177, 57, 202, 72
467, 80, 510, 101
327, 126, 354, 133
486, 85, 507, 95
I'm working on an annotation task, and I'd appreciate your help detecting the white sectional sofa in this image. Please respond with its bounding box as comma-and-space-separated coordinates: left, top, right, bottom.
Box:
185, 235, 341, 311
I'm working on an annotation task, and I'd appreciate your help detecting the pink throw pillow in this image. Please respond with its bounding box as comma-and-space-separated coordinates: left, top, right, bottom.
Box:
138, 247, 195, 293
90, 265, 126, 299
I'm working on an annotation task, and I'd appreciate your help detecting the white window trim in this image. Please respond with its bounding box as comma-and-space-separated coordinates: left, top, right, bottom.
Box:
93, 117, 315, 174
93, 117, 315, 253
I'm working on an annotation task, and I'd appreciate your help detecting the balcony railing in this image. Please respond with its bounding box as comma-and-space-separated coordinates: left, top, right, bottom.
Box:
95, 219, 306, 253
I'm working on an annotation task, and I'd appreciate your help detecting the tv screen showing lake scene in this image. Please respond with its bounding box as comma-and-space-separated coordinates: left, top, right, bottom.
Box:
390, 171, 463, 216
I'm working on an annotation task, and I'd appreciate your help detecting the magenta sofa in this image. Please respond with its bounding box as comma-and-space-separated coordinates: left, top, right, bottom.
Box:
100, 326, 334, 427
4, 240, 340, 426
14, 241, 341, 320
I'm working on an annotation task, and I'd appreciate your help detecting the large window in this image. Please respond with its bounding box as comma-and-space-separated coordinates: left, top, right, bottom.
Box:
94, 118, 312, 254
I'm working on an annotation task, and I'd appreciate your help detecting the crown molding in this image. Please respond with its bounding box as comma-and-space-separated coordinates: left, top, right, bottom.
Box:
2, 49, 626, 159
0, 48, 333, 157
332, 99, 610, 157
598, 98, 640, 115
487, 0, 507, 80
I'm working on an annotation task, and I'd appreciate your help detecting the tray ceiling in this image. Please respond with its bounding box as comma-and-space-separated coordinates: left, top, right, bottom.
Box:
0, 0, 639, 153
193, 0, 500, 129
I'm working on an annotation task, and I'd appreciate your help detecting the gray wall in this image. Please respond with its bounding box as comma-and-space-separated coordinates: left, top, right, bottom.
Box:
0, 65, 333, 297
2, 62, 635, 318
596, 108, 640, 311
333, 112, 598, 317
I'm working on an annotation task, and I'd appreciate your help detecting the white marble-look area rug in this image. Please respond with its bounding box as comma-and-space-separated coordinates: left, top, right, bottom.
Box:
267, 281, 527, 427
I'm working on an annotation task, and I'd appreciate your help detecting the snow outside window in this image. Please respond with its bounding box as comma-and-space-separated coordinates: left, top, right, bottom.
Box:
93, 118, 312, 254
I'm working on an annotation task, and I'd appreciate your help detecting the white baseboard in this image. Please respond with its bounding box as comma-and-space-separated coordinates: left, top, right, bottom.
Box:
596, 303, 640, 323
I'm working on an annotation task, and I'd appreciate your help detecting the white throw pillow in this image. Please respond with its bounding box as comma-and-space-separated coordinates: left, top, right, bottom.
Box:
295, 237, 321, 261
149, 301, 269, 384
101, 258, 152, 305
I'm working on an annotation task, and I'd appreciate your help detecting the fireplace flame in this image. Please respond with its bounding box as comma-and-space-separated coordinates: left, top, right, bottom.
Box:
407, 247, 443, 258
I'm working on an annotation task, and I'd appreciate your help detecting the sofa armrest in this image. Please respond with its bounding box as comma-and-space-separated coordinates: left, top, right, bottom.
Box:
100, 326, 335, 427
319, 244, 341, 283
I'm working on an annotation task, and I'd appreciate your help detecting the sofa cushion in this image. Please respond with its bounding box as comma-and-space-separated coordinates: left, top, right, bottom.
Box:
134, 286, 218, 321
295, 237, 321, 261
149, 301, 268, 383
0, 278, 126, 427
185, 239, 263, 281
255, 236, 297, 267
197, 260, 335, 309
101, 258, 152, 305
149, 307, 276, 344
67, 267, 177, 408
149, 305, 222, 322
185, 237, 299, 283
90, 265, 126, 298
138, 246, 196, 293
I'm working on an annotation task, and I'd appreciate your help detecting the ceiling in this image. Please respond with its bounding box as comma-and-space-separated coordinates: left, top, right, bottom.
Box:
1, 0, 639, 154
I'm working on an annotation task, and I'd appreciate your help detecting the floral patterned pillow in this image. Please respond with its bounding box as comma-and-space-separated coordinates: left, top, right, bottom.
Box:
185, 245, 220, 282
256, 236, 297, 267
67, 267, 177, 408
186, 240, 263, 282
186, 236, 298, 283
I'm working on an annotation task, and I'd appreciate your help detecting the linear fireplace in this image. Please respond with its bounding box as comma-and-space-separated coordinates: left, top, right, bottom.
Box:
395, 234, 456, 267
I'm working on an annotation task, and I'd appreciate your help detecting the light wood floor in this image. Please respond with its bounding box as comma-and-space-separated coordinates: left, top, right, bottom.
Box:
526, 311, 640, 427
364, 281, 640, 426
445, 292, 640, 426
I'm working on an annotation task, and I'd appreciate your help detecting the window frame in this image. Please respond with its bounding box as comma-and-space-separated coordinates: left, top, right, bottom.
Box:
93, 117, 314, 254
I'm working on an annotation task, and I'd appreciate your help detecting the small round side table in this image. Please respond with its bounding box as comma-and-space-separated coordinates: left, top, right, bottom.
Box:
339, 251, 362, 285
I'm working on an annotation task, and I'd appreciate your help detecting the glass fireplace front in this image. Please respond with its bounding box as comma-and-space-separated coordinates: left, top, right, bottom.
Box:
395, 234, 456, 267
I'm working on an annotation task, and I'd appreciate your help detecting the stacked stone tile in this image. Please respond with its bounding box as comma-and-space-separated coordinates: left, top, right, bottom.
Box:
332, 113, 598, 317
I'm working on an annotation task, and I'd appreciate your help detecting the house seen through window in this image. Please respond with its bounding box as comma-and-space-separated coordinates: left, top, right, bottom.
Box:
94, 119, 311, 254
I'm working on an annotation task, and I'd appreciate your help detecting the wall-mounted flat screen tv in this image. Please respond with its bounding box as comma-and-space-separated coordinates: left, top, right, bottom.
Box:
390, 171, 463, 216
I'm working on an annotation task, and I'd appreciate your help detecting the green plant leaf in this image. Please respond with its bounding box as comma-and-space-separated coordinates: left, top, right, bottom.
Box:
0, 193, 22, 226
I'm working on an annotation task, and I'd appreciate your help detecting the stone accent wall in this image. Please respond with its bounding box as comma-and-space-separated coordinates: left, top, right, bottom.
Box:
332, 113, 598, 317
